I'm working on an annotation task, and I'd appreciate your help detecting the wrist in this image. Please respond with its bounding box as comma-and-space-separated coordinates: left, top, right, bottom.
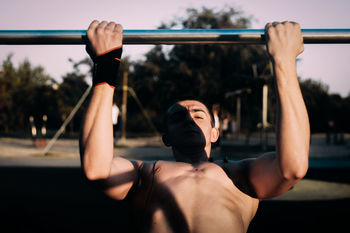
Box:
273, 59, 299, 88
92, 47, 123, 88
92, 83, 115, 96
273, 59, 296, 73
96, 45, 123, 57
272, 55, 296, 67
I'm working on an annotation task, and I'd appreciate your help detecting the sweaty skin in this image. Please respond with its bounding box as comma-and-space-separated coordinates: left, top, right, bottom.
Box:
80, 21, 309, 233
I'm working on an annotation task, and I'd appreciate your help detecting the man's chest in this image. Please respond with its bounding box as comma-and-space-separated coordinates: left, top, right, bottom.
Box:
151, 163, 254, 211
131, 161, 259, 230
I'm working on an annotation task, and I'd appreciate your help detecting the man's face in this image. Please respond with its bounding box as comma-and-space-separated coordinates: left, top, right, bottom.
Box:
164, 100, 218, 152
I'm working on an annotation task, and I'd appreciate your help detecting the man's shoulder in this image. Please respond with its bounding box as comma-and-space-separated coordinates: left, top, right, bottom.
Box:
212, 158, 259, 198
137, 160, 177, 177
213, 158, 256, 171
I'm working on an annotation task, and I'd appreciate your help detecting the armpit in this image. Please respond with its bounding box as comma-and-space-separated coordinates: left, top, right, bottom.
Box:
219, 159, 258, 198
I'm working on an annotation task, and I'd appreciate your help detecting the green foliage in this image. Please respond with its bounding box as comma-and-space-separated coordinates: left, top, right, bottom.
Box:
299, 78, 349, 132
0, 54, 56, 133
0, 55, 90, 135
56, 71, 89, 133
0, 6, 349, 136
300, 78, 330, 132
126, 7, 349, 134
128, 7, 269, 132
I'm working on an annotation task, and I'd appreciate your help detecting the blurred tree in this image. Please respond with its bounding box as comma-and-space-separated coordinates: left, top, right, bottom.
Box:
56, 58, 90, 135
343, 95, 350, 132
0, 54, 16, 132
1, 7, 349, 137
300, 78, 332, 133
129, 7, 269, 133
0, 55, 57, 134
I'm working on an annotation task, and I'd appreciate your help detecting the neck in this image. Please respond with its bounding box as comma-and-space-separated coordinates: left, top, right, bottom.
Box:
172, 144, 211, 164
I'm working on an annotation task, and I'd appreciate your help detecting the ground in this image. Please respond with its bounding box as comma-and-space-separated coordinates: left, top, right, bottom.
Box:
0, 133, 349, 233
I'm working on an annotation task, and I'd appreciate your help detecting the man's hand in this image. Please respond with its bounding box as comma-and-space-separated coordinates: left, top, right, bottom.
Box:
265, 21, 304, 64
86, 20, 123, 88
87, 20, 123, 56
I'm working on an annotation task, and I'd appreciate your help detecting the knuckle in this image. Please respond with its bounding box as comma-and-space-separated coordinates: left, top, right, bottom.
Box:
107, 21, 116, 27
275, 23, 283, 29
96, 27, 104, 34
116, 24, 123, 32
267, 29, 274, 36
104, 25, 113, 33
265, 23, 273, 31
87, 20, 99, 32
87, 29, 93, 37
91, 20, 99, 25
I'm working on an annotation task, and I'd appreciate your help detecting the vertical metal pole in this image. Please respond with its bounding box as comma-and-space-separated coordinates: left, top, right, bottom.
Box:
262, 85, 268, 127
121, 71, 128, 140
269, 61, 274, 76
262, 84, 268, 151
236, 96, 241, 138
252, 64, 258, 78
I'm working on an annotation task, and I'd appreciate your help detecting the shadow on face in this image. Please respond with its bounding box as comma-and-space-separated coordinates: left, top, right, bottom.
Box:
162, 103, 209, 160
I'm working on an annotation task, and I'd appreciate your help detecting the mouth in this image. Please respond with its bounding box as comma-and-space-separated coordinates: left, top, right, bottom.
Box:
183, 129, 201, 135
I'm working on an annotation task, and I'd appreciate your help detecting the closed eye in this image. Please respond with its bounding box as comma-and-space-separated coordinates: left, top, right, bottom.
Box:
191, 108, 207, 120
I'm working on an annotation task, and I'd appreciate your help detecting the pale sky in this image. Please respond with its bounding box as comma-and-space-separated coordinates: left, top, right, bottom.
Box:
1, 0, 350, 97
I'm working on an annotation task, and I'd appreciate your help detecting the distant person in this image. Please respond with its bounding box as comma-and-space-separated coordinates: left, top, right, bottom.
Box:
80, 20, 310, 233
112, 102, 120, 145
29, 116, 37, 147
221, 111, 230, 139
326, 120, 334, 144
230, 115, 238, 139
39, 115, 47, 147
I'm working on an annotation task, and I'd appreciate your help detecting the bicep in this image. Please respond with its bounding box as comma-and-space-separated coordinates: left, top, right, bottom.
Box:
248, 152, 297, 199
99, 157, 142, 200
225, 153, 296, 199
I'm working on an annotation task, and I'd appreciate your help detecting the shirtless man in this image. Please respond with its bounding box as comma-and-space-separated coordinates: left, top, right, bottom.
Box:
80, 20, 310, 233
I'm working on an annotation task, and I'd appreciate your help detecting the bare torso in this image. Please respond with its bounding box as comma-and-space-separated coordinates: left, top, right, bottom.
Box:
130, 161, 259, 233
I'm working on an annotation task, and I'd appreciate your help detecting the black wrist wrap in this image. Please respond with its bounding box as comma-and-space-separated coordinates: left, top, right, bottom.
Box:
92, 47, 122, 88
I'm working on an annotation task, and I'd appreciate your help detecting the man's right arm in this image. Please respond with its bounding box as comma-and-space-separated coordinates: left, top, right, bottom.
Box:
79, 21, 141, 200
223, 22, 309, 199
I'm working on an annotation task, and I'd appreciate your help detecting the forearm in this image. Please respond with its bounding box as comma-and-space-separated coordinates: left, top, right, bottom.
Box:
80, 84, 115, 180
274, 60, 310, 180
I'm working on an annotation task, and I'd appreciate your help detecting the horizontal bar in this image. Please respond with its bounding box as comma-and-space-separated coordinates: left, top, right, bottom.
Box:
0, 29, 350, 45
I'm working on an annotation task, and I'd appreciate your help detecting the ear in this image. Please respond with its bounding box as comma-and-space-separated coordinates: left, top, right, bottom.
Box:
162, 134, 172, 147
210, 127, 219, 143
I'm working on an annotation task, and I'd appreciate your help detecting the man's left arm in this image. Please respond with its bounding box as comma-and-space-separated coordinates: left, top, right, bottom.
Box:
230, 22, 310, 199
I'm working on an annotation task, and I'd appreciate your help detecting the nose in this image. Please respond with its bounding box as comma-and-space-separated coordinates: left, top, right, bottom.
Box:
183, 111, 197, 126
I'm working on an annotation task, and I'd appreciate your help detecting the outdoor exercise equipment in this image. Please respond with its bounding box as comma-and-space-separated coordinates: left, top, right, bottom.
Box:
1, 29, 350, 44
2, 27, 349, 155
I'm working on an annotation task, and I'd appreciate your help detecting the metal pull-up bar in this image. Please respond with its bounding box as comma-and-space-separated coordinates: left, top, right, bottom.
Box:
0, 29, 350, 45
